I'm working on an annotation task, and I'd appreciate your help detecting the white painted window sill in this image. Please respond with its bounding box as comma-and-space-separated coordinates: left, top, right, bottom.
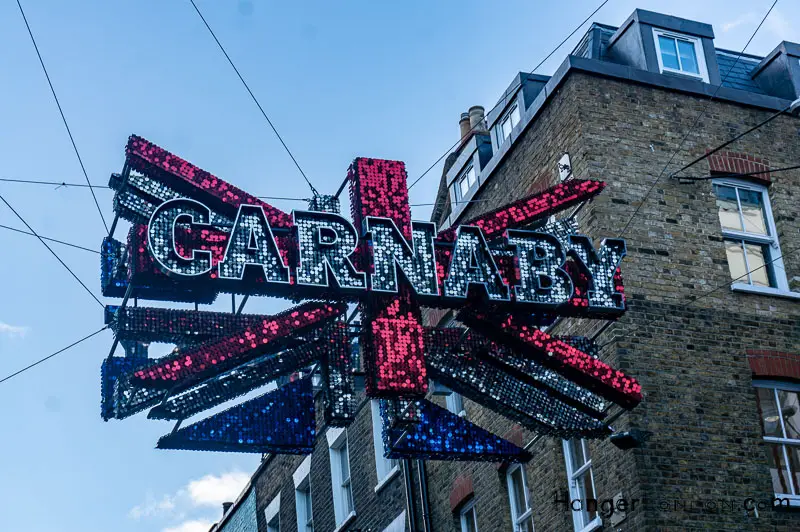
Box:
333, 511, 357, 532
375, 465, 401, 494
731, 283, 800, 300
578, 515, 603, 532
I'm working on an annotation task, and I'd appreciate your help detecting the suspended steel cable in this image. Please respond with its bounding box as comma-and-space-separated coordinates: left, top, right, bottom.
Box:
0, 223, 99, 254
407, 0, 611, 192
0, 326, 108, 385
188, 0, 319, 197
669, 99, 800, 179
0, 192, 104, 307
615, 0, 779, 239
15, 0, 109, 232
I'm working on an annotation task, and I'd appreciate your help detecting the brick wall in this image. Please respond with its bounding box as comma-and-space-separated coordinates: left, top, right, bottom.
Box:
253, 391, 408, 532
241, 69, 800, 532
430, 71, 800, 531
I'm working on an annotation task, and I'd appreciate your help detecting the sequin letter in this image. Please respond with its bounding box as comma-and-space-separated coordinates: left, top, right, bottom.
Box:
293, 210, 367, 290
567, 235, 626, 310
367, 217, 438, 296
218, 204, 290, 283
147, 198, 213, 277
443, 226, 509, 301
506, 229, 572, 306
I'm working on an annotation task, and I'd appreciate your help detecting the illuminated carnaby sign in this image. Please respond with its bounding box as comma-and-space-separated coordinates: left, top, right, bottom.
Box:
101, 135, 640, 459
145, 196, 625, 310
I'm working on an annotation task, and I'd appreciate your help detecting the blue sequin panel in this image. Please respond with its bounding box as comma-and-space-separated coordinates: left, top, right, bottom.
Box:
156, 377, 315, 454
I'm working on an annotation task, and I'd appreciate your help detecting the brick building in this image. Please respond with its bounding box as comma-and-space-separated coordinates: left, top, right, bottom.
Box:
212, 8, 800, 532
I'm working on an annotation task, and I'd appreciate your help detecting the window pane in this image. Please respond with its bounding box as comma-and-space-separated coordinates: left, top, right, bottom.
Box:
467, 167, 476, 187
568, 439, 586, 472
765, 443, 792, 494
340, 445, 350, 480
658, 36, 680, 70
778, 390, 800, 440
510, 106, 520, 128
511, 468, 528, 515
304, 489, 313, 520
744, 243, 772, 287
462, 506, 477, 532
714, 185, 743, 231
756, 387, 783, 437
787, 445, 800, 495
502, 116, 513, 140
724, 240, 748, 283
738, 189, 769, 235
459, 176, 470, 198
344, 483, 354, 514
577, 469, 597, 521
677, 40, 699, 73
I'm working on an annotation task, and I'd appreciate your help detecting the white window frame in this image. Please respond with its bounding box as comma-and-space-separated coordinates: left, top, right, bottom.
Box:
563, 439, 602, 532
753, 380, 800, 508
652, 28, 709, 82
498, 104, 521, 145
293, 456, 313, 532
506, 464, 534, 532
382, 511, 406, 532
327, 427, 356, 529
370, 400, 400, 492
265, 492, 281, 532
459, 498, 479, 532
456, 165, 477, 202
712, 178, 798, 299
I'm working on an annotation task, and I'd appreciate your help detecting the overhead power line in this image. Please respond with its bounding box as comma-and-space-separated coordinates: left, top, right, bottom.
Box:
15, 0, 109, 233
0, 177, 111, 189
0, 192, 104, 307
0, 177, 309, 202
0, 223, 99, 254
0, 326, 108, 386
615, 0, 779, 239
407, 0, 611, 192
188, 0, 319, 197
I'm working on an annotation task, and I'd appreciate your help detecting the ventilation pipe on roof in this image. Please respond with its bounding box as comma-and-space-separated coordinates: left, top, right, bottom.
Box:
468, 105, 487, 133
459, 112, 471, 139
222, 502, 233, 516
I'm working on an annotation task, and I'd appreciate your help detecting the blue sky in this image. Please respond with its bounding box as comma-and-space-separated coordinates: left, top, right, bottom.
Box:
0, 1, 797, 531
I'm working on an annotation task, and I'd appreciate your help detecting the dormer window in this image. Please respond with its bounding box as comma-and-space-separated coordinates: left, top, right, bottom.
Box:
498, 104, 521, 144
457, 165, 477, 200
653, 28, 709, 82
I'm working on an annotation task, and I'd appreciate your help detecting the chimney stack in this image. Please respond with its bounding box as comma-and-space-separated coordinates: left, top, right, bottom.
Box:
468, 105, 486, 132
459, 112, 471, 139
222, 502, 233, 516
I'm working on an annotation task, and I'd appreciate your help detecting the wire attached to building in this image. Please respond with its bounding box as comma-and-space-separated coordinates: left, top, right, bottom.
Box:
0, 192, 104, 307
0, 326, 108, 386
15, 0, 110, 233
615, 0, 778, 239
669, 99, 800, 179
673, 164, 800, 182
188, 0, 319, 197
407, 0, 611, 192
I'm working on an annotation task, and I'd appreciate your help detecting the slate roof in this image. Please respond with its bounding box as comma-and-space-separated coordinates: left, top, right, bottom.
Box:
716, 51, 765, 94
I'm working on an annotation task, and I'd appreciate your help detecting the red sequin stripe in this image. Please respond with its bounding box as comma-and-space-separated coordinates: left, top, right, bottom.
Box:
437, 180, 605, 242
125, 135, 293, 229
463, 311, 642, 409
348, 158, 412, 239
131, 302, 346, 389
348, 157, 427, 396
